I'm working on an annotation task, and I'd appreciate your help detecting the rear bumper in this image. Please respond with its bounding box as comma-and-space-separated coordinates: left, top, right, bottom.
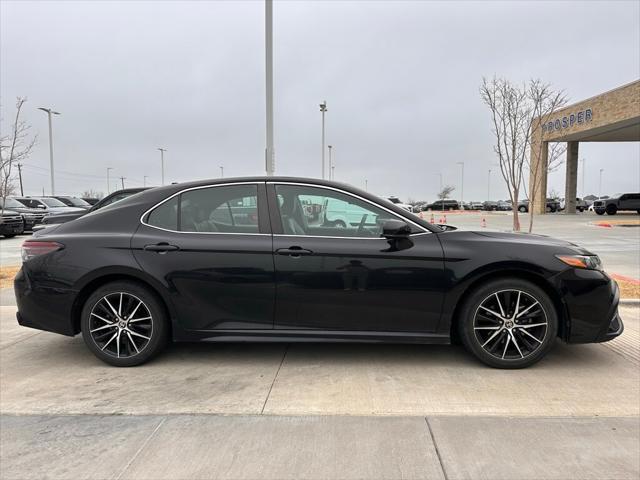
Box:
14, 267, 77, 336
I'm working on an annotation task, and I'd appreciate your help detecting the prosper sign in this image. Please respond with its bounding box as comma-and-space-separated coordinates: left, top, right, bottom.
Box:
542, 108, 593, 134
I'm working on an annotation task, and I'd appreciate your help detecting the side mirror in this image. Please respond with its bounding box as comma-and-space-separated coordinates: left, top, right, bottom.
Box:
382, 219, 411, 239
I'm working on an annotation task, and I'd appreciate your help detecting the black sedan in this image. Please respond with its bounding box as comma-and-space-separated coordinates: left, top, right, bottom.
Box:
14, 177, 622, 368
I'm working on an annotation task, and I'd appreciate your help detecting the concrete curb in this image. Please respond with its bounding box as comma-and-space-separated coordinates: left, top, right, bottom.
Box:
619, 298, 640, 306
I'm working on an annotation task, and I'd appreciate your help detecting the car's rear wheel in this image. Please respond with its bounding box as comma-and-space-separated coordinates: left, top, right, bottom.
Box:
518, 206, 527, 213
606, 204, 617, 215
458, 278, 558, 369
81, 281, 169, 366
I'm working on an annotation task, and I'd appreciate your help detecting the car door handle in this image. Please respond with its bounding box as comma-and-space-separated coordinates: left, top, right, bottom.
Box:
275, 247, 313, 257
144, 243, 180, 253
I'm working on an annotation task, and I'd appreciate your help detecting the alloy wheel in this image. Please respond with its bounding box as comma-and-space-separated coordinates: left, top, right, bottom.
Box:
473, 289, 548, 360
88, 292, 153, 358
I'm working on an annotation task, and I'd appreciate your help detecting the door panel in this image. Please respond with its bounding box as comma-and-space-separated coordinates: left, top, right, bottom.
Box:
269, 184, 445, 332
131, 183, 275, 331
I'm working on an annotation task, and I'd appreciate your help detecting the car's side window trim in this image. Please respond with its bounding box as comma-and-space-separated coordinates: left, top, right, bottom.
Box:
267, 182, 429, 238
139, 181, 271, 236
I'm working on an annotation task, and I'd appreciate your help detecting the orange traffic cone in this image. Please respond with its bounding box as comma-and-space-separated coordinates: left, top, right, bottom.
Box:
419, 211, 424, 219
430, 213, 435, 224
481, 217, 487, 228
443, 214, 447, 224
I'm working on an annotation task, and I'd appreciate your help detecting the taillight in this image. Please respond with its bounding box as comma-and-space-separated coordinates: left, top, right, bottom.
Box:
21, 241, 64, 262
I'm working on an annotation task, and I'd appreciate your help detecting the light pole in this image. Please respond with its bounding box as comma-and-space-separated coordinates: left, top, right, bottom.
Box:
219, 166, 224, 178
599, 168, 604, 198
106, 167, 114, 194
143, 175, 148, 187
320, 101, 327, 179
434, 173, 443, 211
158, 148, 167, 185
328, 145, 333, 180
265, 0, 275, 176
119, 176, 126, 189
38, 107, 61, 195
365, 179, 368, 192
487, 169, 492, 201
457, 161, 464, 207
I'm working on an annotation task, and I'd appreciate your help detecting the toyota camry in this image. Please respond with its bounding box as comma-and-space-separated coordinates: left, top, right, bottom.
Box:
14, 177, 622, 368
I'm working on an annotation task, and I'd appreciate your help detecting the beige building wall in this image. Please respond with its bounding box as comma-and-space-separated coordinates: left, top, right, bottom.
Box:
529, 80, 640, 214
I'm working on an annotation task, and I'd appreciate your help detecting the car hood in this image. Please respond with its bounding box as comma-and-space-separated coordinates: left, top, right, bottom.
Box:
1, 209, 21, 216
465, 230, 593, 254
49, 206, 85, 213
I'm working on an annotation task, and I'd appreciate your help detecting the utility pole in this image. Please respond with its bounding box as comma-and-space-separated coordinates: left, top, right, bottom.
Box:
487, 169, 492, 201
265, 0, 275, 176
143, 176, 148, 187
107, 167, 113, 194
38, 107, 61, 195
320, 101, 327, 179
599, 168, 604, 198
219, 166, 224, 178
365, 179, 368, 192
158, 148, 167, 185
457, 161, 464, 207
17, 163, 24, 196
328, 145, 333, 180
119, 176, 126, 189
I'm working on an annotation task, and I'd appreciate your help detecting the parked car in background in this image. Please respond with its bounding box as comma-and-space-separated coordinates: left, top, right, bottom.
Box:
15, 176, 623, 368
470, 201, 484, 210
0, 209, 25, 237
496, 200, 512, 211
385, 196, 413, 212
41, 188, 149, 226
482, 201, 499, 211
14, 197, 85, 215
0, 198, 48, 231
424, 199, 460, 211
592, 193, 640, 215
517, 198, 560, 213
81, 197, 100, 206
51, 196, 92, 209
559, 198, 589, 212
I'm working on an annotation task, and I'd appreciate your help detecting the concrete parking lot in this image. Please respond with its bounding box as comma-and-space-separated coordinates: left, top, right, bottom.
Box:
1, 212, 639, 479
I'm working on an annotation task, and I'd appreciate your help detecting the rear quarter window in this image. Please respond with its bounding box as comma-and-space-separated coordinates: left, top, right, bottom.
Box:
146, 196, 179, 231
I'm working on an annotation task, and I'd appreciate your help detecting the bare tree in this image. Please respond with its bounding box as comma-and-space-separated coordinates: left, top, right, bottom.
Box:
437, 185, 455, 200
526, 80, 567, 232
81, 189, 104, 199
1, 97, 36, 213
480, 77, 566, 232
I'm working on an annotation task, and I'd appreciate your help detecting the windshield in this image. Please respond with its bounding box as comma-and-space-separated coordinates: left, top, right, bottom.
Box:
39, 197, 67, 207
67, 197, 90, 207
0, 198, 24, 209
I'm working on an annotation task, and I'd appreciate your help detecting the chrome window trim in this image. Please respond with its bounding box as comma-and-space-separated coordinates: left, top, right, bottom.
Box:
274, 232, 431, 240
139, 182, 268, 236
269, 181, 430, 235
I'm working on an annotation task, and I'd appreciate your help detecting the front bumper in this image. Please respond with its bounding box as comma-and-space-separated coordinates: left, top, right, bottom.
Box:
556, 268, 623, 343
0, 223, 24, 235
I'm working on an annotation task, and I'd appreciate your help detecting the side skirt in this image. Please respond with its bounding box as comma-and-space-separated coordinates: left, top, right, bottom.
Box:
174, 329, 451, 345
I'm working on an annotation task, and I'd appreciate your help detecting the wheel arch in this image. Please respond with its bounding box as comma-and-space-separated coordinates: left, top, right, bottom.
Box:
71, 267, 175, 336
448, 266, 569, 344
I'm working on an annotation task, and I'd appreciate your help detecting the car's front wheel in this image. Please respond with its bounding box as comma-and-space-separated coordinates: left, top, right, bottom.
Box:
458, 278, 558, 369
606, 204, 617, 215
518, 206, 527, 213
81, 281, 169, 366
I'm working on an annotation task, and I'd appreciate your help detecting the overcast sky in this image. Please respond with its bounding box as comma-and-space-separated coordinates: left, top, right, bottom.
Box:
1, 0, 639, 201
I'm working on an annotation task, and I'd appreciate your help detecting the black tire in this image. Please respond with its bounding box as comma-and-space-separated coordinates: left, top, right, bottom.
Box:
578, 207, 584, 212
518, 206, 527, 213
81, 281, 169, 366
606, 204, 617, 215
3, 234, 16, 238
595, 210, 605, 215
333, 220, 347, 228
637, 209, 640, 215
458, 278, 558, 369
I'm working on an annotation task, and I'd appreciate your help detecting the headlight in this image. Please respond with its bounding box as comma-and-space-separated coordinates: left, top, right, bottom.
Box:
555, 254, 603, 270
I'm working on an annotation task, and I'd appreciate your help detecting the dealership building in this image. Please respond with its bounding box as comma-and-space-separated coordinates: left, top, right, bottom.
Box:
529, 80, 640, 214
